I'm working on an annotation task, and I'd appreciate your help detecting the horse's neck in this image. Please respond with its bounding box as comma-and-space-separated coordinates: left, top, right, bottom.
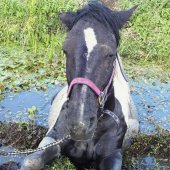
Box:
104, 86, 115, 111
113, 55, 130, 125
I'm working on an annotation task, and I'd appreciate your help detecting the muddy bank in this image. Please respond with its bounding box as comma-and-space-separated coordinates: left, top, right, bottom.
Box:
123, 131, 170, 169
0, 122, 169, 169
0, 122, 47, 168
0, 122, 47, 150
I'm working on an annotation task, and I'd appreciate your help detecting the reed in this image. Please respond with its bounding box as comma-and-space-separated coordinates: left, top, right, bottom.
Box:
0, 0, 83, 60
0, 0, 169, 64
119, 0, 170, 65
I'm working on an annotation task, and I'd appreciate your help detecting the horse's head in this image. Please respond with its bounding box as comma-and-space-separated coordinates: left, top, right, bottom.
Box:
59, 2, 137, 140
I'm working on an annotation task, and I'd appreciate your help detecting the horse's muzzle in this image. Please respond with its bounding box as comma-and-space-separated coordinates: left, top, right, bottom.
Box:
68, 117, 96, 141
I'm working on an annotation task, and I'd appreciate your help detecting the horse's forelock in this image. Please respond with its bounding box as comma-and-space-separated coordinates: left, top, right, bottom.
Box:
71, 2, 121, 45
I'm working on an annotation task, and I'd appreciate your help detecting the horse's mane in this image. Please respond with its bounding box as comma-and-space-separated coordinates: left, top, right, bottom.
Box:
71, 2, 121, 45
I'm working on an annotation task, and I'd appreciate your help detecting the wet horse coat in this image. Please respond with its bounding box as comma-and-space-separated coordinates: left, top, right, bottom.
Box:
21, 2, 139, 170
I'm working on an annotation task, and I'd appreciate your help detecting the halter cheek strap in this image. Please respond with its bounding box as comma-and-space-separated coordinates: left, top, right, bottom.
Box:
67, 69, 115, 108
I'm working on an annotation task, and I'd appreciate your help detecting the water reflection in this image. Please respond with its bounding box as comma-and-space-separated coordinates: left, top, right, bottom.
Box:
131, 79, 170, 133
0, 85, 62, 127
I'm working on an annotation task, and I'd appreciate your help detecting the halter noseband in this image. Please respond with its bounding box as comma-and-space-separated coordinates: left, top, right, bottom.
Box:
67, 68, 115, 108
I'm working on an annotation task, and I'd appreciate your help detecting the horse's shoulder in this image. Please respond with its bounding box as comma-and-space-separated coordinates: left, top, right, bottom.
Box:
48, 86, 68, 131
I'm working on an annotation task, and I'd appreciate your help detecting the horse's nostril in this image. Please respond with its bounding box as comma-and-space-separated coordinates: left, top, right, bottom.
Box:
79, 121, 85, 127
71, 122, 86, 132
89, 117, 95, 129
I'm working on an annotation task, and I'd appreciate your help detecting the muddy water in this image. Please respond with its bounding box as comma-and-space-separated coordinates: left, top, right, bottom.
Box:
0, 146, 25, 166
131, 79, 170, 133
0, 85, 62, 127
1, 80, 169, 132
0, 80, 170, 168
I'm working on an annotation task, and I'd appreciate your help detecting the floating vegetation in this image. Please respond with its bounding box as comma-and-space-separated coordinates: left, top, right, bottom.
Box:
0, 122, 169, 169
0, 122, 47, 150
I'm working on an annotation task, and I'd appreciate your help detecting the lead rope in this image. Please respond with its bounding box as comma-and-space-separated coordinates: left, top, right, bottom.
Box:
0, 135, 70, 157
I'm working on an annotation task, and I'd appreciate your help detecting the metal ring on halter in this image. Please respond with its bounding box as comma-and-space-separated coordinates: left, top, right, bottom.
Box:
98, 92, 106, 108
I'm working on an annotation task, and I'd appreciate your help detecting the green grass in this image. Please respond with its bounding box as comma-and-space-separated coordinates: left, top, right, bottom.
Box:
46, 157, 76, 170
0, 0, 80, 58
0, 0, 85, 93
0, 0, 169, 94
119, 0, 170, 65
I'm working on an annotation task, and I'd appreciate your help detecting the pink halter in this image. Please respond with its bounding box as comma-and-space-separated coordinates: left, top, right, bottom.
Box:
67, 69, 115, 108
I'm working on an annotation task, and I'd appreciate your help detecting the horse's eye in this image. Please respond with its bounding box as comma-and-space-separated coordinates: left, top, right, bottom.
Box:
63, 49, 68, 56
108, 54, 114, 58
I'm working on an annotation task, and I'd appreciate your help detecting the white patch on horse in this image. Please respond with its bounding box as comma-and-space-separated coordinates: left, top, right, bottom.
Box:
47, 86, 68, 133
113, 54, 131, 125
113, 54, 139, 142
38, 137, 57, 148
79, 85, 88, 120
84, 27, 97, 60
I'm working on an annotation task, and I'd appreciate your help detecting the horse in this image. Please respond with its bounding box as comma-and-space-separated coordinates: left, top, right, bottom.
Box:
21, 2, 139, 170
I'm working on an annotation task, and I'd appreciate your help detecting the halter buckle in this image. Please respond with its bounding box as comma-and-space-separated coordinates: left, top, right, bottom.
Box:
98, 92, 106, 108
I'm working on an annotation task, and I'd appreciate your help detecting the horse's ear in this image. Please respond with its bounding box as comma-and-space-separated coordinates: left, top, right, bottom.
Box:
114, 5, 138, 29
59, 12, 77, 30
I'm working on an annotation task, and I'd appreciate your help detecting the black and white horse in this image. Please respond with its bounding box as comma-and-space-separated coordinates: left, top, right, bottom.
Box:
21, 2, 139, 170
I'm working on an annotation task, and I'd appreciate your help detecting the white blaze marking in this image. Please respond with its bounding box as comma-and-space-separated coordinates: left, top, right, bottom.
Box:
84, 27, 97, 60
75, 27, 98, 121
79, 85, 87, 120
